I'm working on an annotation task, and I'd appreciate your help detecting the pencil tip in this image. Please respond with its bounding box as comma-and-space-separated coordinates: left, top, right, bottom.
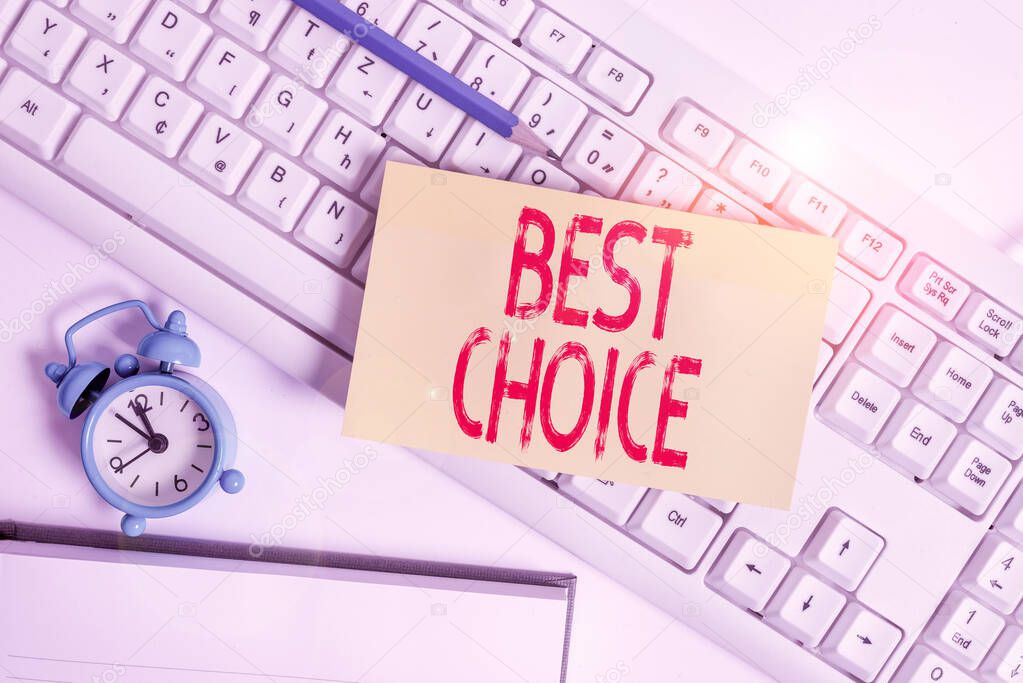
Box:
508, 122, 556, 159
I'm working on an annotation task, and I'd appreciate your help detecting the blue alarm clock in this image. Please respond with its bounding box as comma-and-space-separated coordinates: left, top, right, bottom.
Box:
44, 300, 244, 537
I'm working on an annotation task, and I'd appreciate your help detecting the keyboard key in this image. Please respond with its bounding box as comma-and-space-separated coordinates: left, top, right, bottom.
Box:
562, 115, 644, 197
818, 364, 900, 444
802, 509, 884, 590
961, 535, 1023, 614
764, 567, 846, 647
57, 116, 364, 351
720, 139, 791, 203
662, 101, 735, 168
877, 400, 957, 479
982, 625, 1023, 681
932, 437, 1011, 515
63, 39, 144, 120
455, 41, 530, 109
776, 178, 847, 236
130, 0, 212, 81
578, 45, 649, 113
706, 529, 790, 611
509, 155, 579, 193
443, 120, 521, 179
71, 0, 152, 42
693, 497, 736, 514
340, 0, 413, 33
821, 603, 901, 681
360, 144, 421, 207
855, 306, 937, 386
176, 0, 209, 13
0, 0, 27, 40
557, 476, 646, 526
385, 84, 464, 162
925, 591, 1003, 669
325, 45, 406, 126
0, 68, 79, 158
690, 188, 757, 223
815, 342, 834, 382
209, 0, 290, 51
621, 152, 702, 211
295, 186, 371, 268
188, 35, 269, 118
304, 109, 385, 193
247, 73, 327, 154
464, 0, 533, 39
823, 269, 870, 344
397, 3, 471, 70
267, 7, 348, 88
894, 647, 973, 683
513, 77, 587, 158
238, 151, 319, 231
351, 236, 370, 282
180, 112, 261, 193
998, 485, 1023, 546
521, 7, 590, 74
122, 75, 203, 157
956, 293, 1022, 358
839, 216, 904, 279
968, 379, 1023, 459
911, 342, 993, 421
625, 490, 722, 570
900, 255, 972, 321
6, 1, 86, 82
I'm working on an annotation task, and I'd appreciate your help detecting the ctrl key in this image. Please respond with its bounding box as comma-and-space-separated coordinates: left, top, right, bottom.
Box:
821, 603, 902, 682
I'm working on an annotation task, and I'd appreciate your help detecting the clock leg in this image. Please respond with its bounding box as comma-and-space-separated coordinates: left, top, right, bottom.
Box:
121, 514, 146, 537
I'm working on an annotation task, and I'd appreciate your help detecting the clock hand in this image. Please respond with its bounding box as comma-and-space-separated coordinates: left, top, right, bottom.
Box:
115, 413, 150, 441
131, 397, 156, 438
115, 447, 151, 473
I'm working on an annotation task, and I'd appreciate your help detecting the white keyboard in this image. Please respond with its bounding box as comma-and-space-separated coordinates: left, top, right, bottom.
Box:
2, 0, 1023, 680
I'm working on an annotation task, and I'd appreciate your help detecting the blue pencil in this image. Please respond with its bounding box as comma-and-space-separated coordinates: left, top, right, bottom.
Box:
292, 0, 554, 157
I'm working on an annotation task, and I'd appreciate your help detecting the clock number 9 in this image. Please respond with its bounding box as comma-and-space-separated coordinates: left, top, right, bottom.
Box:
175, 475, 188, 493
109, 456, 124, 473
193, 413, 210, 432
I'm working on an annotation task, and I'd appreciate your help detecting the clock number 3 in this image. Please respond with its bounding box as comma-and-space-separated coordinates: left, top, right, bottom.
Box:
193, 413, 210, 432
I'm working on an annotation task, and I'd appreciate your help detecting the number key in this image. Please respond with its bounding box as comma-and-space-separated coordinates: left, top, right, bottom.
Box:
924, 591, 1003, 669
340, 0, 414, 33
464, 0, 534, 40
961, 535, 1023, 614
513, 77, 586, 157
455, 41, 530, 109
562, 115, 644, 197
397, 3, 471, 70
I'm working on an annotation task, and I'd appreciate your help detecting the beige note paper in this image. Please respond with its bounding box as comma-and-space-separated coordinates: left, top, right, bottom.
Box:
344, 163, 837, 508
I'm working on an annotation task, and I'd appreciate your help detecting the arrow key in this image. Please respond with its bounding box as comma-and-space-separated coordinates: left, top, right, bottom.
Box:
765, 567, 846, 647
706, 529, 790, 612
981, 624, 1023, 681
822, 603, 902, 681
803, 508, 884, 591
961, 534, 1023, 614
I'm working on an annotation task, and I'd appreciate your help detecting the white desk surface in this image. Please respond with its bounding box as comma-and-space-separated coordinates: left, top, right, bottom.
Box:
0, 190, 767, 682
3, 2, 1019, 679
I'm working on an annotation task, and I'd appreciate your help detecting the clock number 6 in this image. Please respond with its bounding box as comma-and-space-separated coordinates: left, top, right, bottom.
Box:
175, 475, 188, 492
193, 413, 210, 432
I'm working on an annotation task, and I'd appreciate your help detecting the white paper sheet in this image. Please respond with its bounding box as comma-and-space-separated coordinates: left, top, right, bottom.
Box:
0, 539, 571, 683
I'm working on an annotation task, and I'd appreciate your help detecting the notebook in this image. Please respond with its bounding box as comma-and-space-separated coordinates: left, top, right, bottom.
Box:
0, 521, 575, 683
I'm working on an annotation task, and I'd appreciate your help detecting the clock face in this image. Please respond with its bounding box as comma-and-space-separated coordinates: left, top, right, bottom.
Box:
91, 385, 216, 507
